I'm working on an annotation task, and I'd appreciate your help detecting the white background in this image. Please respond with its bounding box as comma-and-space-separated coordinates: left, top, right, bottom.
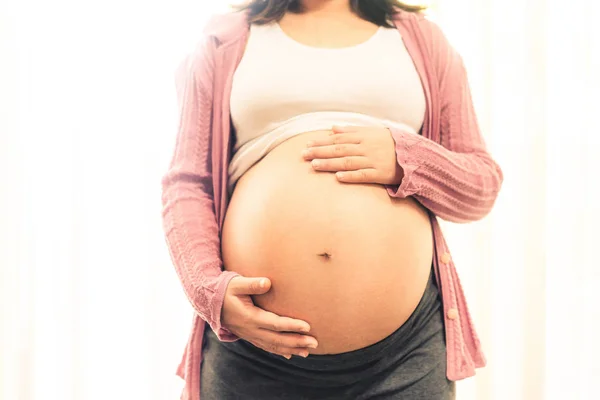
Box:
1, 1, 599, 399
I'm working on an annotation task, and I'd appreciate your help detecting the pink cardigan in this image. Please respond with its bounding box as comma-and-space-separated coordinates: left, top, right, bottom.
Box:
162, 9, 503, 400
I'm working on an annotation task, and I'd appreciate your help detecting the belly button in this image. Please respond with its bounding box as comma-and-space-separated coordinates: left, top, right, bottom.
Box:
317, 252, 333, 260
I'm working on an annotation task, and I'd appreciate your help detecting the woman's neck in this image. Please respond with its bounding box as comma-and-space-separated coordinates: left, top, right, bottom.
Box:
297, 0, 353, 16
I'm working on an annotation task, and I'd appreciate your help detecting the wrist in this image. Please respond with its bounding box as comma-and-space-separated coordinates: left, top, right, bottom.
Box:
390, 163, 404, 185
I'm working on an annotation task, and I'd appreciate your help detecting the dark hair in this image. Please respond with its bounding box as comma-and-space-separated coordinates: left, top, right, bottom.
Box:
234, 1, 427, 28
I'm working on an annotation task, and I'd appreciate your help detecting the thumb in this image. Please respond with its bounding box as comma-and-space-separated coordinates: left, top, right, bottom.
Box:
332, 125, 354, 133
228, 276, 271, 296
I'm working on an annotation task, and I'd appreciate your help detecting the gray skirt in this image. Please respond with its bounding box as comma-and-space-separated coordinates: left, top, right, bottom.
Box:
201, 269, 455, 400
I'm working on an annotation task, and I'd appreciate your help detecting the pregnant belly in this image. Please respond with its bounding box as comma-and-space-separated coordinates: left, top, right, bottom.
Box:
222, 130, 433, 354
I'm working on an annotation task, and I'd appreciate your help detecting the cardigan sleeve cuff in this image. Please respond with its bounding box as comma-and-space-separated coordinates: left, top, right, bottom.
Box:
207, 270, 241, 342
385, 126, 424, 198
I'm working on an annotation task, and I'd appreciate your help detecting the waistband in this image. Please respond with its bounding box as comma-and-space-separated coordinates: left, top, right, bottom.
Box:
208, 268, 443, 386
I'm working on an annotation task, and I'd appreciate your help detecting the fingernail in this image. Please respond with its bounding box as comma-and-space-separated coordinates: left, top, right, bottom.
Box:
336, 172, 345, 179
306, 141, 314, 147
284, 355, 291, 360
259, 279, 267, 288
312, 160, 320, 168
300, 351, 309, 358
301, 149, 310, 158
307, 342, 318, 349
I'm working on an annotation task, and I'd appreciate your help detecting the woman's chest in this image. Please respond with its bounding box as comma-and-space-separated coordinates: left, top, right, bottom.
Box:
229, 34, 426, 134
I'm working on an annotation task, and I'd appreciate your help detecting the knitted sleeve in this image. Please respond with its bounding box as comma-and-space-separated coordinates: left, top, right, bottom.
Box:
161, 37, 240, 341
387, 20, 503, 223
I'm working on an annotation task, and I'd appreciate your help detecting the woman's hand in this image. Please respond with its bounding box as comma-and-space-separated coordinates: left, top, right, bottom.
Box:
221, 276, 318, 359
301, 125, 403, 185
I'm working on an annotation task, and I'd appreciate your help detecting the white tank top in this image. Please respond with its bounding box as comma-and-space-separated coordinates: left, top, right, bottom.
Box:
228, 21, 426, 189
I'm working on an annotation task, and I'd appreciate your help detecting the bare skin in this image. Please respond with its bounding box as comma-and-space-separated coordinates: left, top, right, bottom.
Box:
278, 1, 380, 49
222, 131, 432, 356
221, 0, 432, 359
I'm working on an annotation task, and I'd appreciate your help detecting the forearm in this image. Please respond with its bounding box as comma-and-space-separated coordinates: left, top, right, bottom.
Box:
387, 127, 503, 223
162, 179, 241, 340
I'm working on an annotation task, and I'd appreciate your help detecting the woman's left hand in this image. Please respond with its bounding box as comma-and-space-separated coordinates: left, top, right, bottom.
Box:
302, 125, 403, 185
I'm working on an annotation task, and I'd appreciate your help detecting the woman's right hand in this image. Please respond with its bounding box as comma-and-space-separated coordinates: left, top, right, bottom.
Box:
221, 276, 318, 359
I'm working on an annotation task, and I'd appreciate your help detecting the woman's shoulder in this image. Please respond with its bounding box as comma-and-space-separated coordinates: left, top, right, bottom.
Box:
202, 10, 250, 46
177, 10, 249, 77
393, 10, 464, 73
392, 10, 450, 48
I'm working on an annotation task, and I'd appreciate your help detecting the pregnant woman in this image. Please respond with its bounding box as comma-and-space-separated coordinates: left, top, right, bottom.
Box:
162, 1, 503, 399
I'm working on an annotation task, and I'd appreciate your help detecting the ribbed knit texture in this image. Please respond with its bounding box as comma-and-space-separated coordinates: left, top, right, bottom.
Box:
162, 36, 240, 342
386, 17, 502, 221
162, 9, 502, 400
